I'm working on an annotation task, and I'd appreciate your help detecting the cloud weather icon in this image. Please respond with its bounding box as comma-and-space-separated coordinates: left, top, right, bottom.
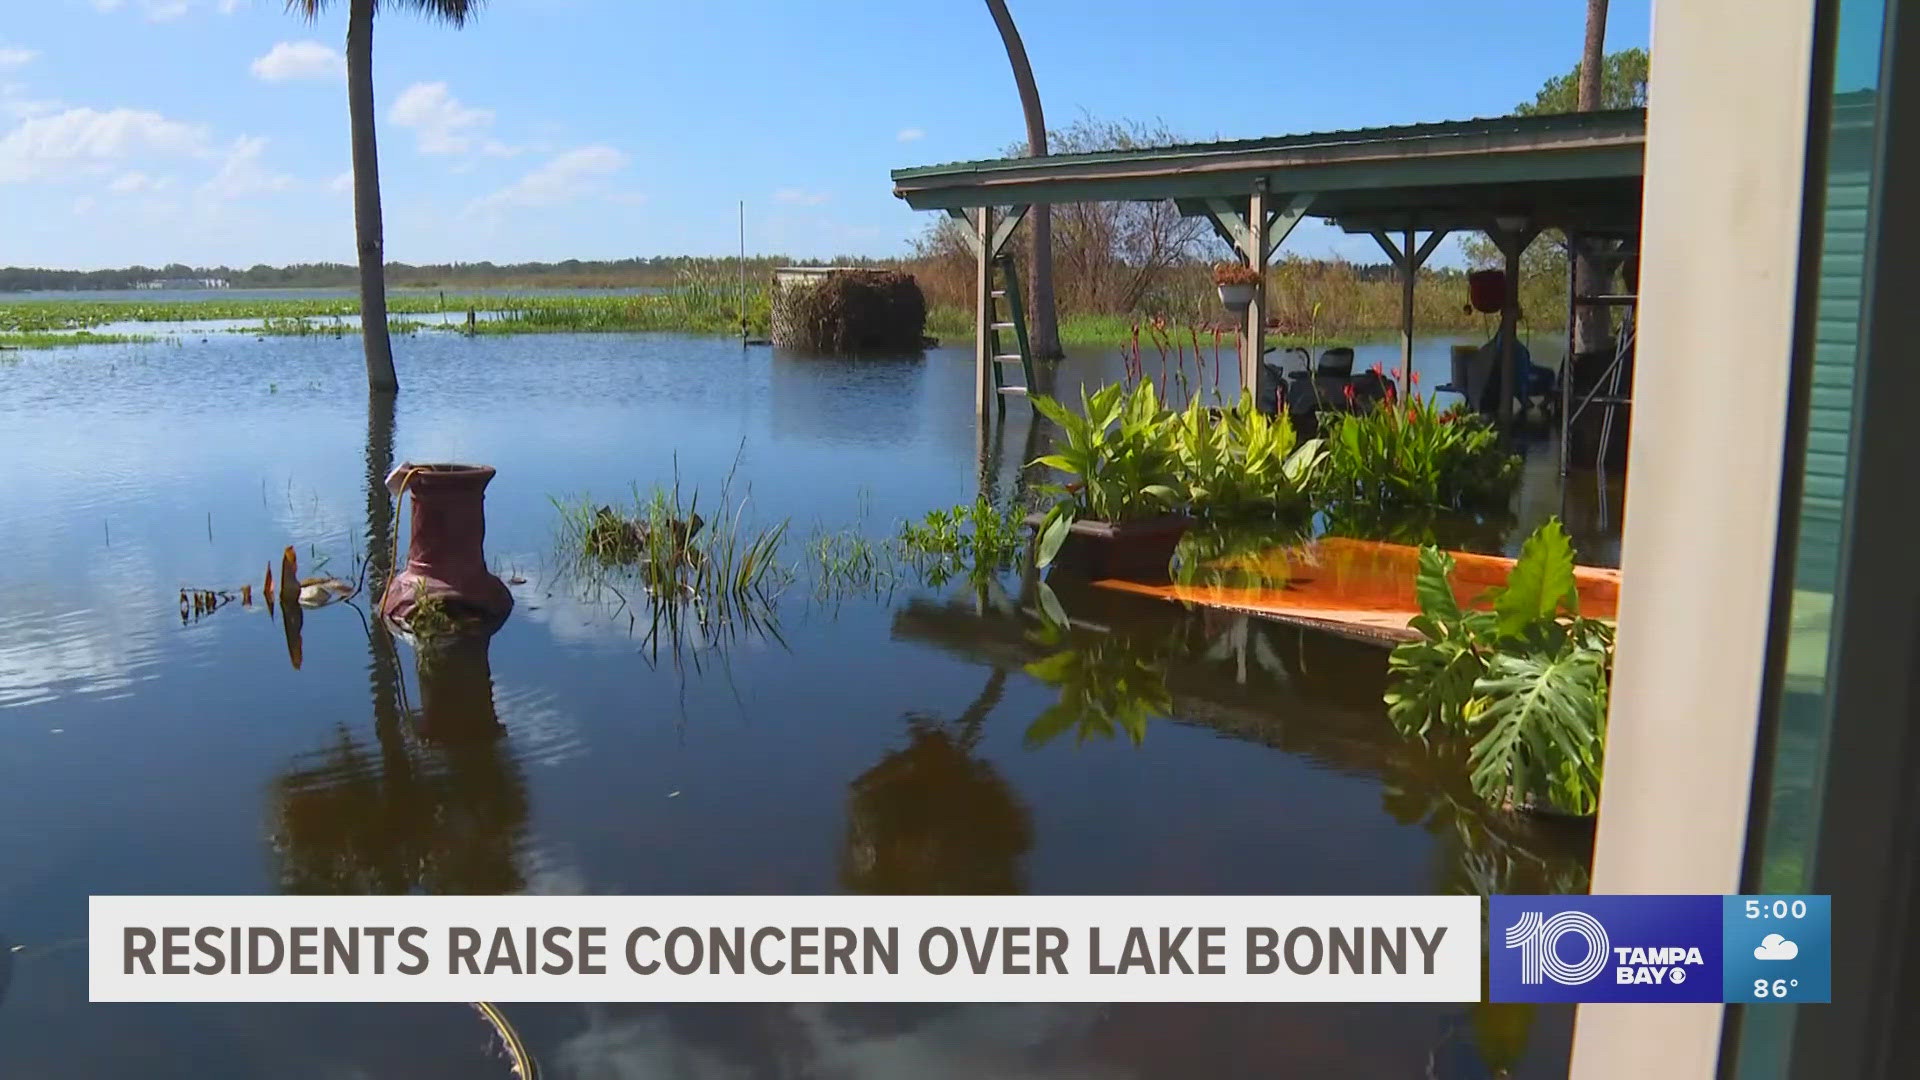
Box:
1755, 934, 1800, 961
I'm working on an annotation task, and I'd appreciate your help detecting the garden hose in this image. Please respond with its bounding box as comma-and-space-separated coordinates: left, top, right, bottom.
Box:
472, 1000, 539, 1078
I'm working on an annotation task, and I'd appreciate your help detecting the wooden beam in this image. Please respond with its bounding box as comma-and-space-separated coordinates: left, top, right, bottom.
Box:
988, 204, 1029, 259
1400, 228, 1416, 374
975, 206, 994, 420
1203, 197, 1253, 255
1243, 186, 1268, 394
1263, 192, 1315, 260
1371, 230, 1407, 271
1411, 229, 1449, 268
947, 207, 983, 257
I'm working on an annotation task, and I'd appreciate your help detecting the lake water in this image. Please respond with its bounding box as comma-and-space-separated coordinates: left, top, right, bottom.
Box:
0, 328, 1612, 1078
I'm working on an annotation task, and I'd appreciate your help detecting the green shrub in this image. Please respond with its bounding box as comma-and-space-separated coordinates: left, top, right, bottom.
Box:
1029, 382, 1182, 566
1317, 376, 1521, 513
1383, 519, 1613, 815
1166, 389, 1324, 521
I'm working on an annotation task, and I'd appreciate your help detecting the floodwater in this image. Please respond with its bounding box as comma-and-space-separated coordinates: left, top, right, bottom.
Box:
0, 325, 1612, 1078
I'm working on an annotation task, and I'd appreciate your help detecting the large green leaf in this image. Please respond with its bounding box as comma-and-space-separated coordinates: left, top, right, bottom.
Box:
1495, 518, 1579, 638
1466, 648, 1607, 814
1413, 545, 1464, 626
1034, 506, 1074, 569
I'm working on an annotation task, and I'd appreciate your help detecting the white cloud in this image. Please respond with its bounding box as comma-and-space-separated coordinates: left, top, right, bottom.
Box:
146, 0, 189, 20
1, 82, 62, 121
73, 195, 96, 215
108, 170, 159, 193
328, 169, 353, 193
219, 0, 242, 12
250, 41, 344, 82
91, 0, 126, 11
0, 47, 36, 70
774, 187, 828, 206
0, 106, 209, 183
390, 81, 510, 155
470, 145, 628, 213
200, 135, 292, 199
896, 127, 924, 142
1754, 934, 1800, 961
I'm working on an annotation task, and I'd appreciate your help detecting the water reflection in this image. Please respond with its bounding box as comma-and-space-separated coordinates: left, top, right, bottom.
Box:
842, 669, 1035, 895
892, 575, 1592, 896
271, 630, 531, 895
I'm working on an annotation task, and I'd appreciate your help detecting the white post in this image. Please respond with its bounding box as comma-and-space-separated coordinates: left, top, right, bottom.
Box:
1400, 228, 1416, 376
1242, 186, 1268, 397
974, 206, 994, 419
1567, 0, 1819, 1075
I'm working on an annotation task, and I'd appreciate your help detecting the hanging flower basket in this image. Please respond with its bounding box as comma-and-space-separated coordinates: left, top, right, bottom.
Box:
1212, 264, 1261, 313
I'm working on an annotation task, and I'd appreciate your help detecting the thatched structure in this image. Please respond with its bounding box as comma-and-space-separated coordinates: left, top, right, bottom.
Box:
770, 268, 927, 353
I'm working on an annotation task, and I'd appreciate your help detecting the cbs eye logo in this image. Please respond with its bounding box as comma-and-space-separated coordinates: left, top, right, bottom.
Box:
1503, 910, 1610, 986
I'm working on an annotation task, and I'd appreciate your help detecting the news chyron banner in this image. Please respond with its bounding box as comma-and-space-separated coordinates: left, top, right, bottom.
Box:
89, 894, 1831, 1004
91, 896, 1484, 1003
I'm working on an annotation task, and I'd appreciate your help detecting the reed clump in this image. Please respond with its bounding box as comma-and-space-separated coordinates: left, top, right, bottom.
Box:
774, 270, 926, 353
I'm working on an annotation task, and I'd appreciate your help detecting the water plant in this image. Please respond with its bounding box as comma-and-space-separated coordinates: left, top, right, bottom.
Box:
552, 475, 792, 613
896, 498, 1028, 585
807, 525, 896, 600
1383, 518, 1613, 816
1316, 369, 1522, 512
1029, 381, 1181, 567
1165, 389, 1324, 522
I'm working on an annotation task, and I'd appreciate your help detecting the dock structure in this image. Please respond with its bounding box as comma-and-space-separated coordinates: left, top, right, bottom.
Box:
891, 110, 1646, 464
1090, 536, 1621, 646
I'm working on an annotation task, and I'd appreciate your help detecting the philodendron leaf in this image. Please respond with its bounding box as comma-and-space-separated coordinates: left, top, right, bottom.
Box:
1466, 648, 1606, 814
1495, 518, 1579, 639
1035, 506, 1074, 569
1413, 545, 1464, 626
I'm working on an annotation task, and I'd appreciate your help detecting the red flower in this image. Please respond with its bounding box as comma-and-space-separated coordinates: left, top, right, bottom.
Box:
1390, 367, 1402, 382
1410, 370, 1420, 386
1372, 362, 1385, 377
1343, 383, 1356, 402
1408, 405, 1418, 423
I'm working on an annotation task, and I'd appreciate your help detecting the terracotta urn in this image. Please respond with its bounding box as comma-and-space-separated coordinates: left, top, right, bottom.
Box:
379, 463, 514, 628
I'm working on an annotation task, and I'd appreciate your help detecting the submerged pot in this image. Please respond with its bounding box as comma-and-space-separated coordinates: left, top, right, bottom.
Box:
379, 463, 514, 629
1027, 512, 1194, 584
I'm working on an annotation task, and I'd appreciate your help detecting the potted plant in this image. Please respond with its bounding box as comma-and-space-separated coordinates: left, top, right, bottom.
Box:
1028, 381, 1191, 582
1212, 263, 1262, 312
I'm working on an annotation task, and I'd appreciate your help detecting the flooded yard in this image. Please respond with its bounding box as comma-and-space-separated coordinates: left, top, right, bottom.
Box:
0, 329, 1610, 1077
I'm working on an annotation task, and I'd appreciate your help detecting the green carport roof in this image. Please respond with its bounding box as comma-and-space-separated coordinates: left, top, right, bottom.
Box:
892, 108, 1646, 237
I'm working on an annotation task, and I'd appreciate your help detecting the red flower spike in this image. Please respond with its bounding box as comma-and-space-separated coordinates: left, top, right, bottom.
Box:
1411, 370, 1420, 386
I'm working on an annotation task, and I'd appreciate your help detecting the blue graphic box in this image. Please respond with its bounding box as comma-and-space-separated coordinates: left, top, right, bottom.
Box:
1489, 895, 1724, 1003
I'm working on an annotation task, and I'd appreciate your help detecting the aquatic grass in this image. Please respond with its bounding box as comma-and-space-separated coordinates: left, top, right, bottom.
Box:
806, 525, 898, 601
0, 330, 155, 349
551, 462, 795, 646
0, 273, 770, 339
895, 498, 1029, 587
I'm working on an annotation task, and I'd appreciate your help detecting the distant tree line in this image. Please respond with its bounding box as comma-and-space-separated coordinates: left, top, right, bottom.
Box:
0, 255, 894, 293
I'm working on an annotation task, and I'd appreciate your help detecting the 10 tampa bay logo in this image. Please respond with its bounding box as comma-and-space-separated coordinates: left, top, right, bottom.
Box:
1489, 896, 1724, 1003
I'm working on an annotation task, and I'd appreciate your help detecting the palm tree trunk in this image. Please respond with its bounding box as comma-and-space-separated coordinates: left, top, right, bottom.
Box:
983, 0, 1062, 359
1578, 0, 1610, 111
347, 0, 399, 393
1572, 0, 1613, 358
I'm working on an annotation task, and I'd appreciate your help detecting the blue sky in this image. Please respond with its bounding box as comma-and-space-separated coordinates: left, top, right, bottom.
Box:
2, 0, 1648, 270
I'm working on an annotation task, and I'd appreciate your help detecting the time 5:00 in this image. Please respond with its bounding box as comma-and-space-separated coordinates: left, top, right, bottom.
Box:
1745, 899, 1809, 919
